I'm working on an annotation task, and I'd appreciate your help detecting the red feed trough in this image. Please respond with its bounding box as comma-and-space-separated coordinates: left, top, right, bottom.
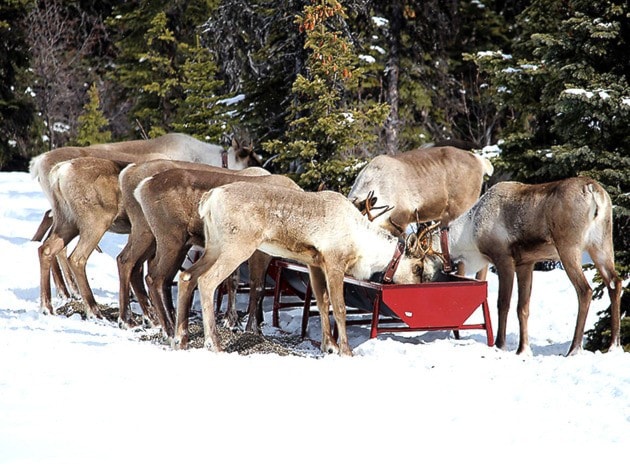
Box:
269, 259, 494, 346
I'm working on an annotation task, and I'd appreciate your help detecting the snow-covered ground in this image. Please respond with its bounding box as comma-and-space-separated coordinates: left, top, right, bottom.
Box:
1, 171, 628, 472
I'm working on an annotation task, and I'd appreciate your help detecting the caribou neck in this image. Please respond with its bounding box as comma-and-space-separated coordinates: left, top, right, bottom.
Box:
348, 228, 401, 281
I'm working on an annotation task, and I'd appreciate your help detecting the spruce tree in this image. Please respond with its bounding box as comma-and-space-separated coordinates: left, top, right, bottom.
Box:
203, 0, 310, 149
264, 0, 389, 192
110, 10, 181, 137
74, 84, 112, 146
0, 0, 40, 171
106, 1, 218, 138
171, 38, 229, 144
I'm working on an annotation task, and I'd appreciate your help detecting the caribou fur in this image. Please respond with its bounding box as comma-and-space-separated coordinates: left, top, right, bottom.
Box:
186, 182, 432, 356
117, 159, 268, 330
348, 146, 494, 236
30, 133, 260, 301
131, 166, 300, 340
437, 177, 622, 356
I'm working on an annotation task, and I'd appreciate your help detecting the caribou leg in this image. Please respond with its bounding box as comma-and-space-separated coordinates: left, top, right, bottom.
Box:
116, 229, 157, 328
34, 211, 75, 299
174, 250, 214, 349
515, 263, 535, 356
325, 267, 353, 356
244, 251, 273, 333
558, 247, 593, 356
50, 254, 73, 300
66, 217, 117, 319
307, 265, 338, 355
588, 246, 622, 351
222, 269, 240, 329
194, 245, 258, 352
145, 234, 190, 337
494, 259, 516, 351
38, 232, 75, 315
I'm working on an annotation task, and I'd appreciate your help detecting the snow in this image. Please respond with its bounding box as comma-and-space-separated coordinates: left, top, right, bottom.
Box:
358, 54, 376, 64
371, 16, 388, 28
1, 171, 629, 471
217, 93, 245, 106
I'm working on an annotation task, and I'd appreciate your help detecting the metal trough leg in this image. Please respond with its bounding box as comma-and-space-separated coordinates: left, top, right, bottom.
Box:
482, 299, 494, 346
300, 282, 313, 338
271, 263, 283, 328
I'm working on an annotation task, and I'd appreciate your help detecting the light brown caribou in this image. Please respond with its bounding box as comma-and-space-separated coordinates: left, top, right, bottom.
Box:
35, 148, 260, 320
429, 177, 622, 356
37, 157, 131, 319
116, 159, 266, 330
120, 162, 293, 338
30, 133, 261, 300
183, 182, 434, 356
347, 146, 494, 236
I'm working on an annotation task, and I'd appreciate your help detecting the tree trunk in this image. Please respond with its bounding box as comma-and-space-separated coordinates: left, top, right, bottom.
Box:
384, 3, 403, 155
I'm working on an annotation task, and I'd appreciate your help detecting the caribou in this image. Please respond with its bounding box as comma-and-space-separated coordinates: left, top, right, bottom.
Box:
37, 157, 131, 319
35, 145, 261, 320
428, 177, 622, 356
116, 159, 268, 330
182, 182, 435, 356
347, 146, 494, 236
121, 163, 297, 339
30, 133, 261, 300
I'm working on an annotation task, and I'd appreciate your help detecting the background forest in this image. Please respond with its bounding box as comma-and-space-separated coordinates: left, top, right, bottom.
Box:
0, 0, 628, 347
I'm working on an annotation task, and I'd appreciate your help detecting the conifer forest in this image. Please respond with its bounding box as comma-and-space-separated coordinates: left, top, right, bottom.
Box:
1, 0, 628, 346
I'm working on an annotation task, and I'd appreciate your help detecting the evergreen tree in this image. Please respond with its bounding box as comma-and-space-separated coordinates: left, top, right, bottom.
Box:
264, 0, 389, 192
0, 0, 40, 171
109, 9, 180, 137
370, 1, 462, 151
468, 0, 629, 350
171, 38, 229, 143
350, 0, 515, 151
106, 0, 218, 138
74, 83, 112, 146
203, 0, 309, 147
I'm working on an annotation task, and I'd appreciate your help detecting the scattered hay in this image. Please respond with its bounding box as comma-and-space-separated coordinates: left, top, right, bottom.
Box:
142, 314, 308, 357
54, 300, 123, 323
54, 302, 311, 356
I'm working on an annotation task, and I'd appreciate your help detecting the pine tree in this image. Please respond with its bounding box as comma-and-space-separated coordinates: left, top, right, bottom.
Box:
74, 84, 112, 146
111, 9, 180, 137
264, 0, 389, 192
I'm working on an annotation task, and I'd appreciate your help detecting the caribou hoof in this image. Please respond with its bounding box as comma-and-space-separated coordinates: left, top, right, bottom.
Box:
41, 306, 54, 316
85, 310, 103, 321
339, 347, 354, 357
171, 336, 188, 351
565, 345, 583, 357
203, 338, 222, 352
321, 341, 340, 355
118, 318, 134, 330
142, 316, 160, 330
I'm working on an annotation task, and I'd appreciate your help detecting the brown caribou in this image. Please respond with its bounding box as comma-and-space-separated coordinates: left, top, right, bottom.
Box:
119, 162, 288, 338
35, 153, 260, 321
348, 146, 494, 235
426, 177, 622, 356
183, 182, 435, 356
30, 133, 261, 300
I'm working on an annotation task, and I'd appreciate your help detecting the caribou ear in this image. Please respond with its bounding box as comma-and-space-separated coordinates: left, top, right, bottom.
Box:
405, 233, 419, 256
232, 137, 240, 150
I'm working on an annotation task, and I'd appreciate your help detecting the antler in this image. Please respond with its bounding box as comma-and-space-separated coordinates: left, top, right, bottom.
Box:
409, 221, 447, 264
361, 190, 394, 222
